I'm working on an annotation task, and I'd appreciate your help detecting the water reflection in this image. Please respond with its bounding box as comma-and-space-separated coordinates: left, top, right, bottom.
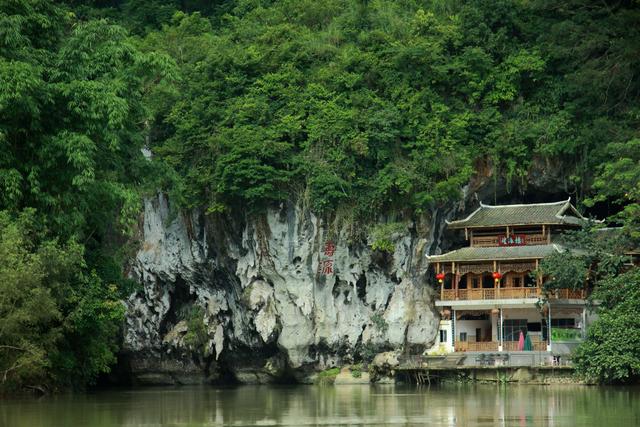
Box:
1, 384, 639, 426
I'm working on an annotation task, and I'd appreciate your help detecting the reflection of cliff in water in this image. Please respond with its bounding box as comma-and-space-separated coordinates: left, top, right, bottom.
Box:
2, 385, 640, 427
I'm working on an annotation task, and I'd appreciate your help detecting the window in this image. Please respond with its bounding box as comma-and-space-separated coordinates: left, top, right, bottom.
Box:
502, 319, 527, 341
513, 277, 521, 287
443, 275, 453, 289
482, 274, 494, 288
472, 278, 479, 289
551, 318, 575, 328
439, 330, 447, 343
460, 332, 467, 342
525, 274, 537, 287
459, 313, 489, 320
527, 322, 542, 332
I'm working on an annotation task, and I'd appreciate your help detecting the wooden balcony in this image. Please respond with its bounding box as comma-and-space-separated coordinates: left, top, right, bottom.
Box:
454, 341, 498, 352
551, 289, 586, 299
504, 341, 547, 351
440, 287, 586, 301
454, 341, 547, 352
441, 287, 541, 301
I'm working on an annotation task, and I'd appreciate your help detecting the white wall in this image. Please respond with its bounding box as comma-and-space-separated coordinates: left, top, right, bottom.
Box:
425, 320, 454, 354
552, 308, 583, 323
501, 307, 582, 323
501, 307, 543, 322
440, 320, 453, 352
456, 319, 492, 342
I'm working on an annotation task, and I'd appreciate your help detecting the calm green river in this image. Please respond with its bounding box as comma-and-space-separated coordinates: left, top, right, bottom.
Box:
1, 384, 639, 426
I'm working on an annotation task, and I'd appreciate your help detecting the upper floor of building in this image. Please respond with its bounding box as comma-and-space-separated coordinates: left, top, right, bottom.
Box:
445, 199, 586, 248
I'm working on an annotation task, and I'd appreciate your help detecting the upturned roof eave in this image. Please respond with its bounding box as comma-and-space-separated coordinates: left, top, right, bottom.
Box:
444, 205, 483, 226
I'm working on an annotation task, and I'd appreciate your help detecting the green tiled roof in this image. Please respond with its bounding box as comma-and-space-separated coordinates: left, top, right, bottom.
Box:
426, 244, 564, 262
446, 199, 586, 229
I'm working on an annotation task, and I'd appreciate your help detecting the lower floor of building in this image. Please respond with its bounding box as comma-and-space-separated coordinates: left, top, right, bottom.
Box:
434, 305, 588, 355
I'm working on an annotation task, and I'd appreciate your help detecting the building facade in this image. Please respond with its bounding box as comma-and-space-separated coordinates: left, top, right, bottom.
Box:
427, 199, 590, 355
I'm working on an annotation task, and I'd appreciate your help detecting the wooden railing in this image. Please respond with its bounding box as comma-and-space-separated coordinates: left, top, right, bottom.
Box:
503, 341, 548, 351
454, 341, 499, 352
551, 289, 586, 299
526, 234, 549, 245
471, 233, 548, 247
471, 236, 500, 247
440, 287, 587, 301
441, 287, 541, 301
455, 341, 547, 352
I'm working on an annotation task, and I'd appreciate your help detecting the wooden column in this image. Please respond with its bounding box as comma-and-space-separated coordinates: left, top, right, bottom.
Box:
452, 262, 456, 299
499, 308, 504, 352
547, 303, 552, 352
437, 262, 443, 299
452, 309, 457, 350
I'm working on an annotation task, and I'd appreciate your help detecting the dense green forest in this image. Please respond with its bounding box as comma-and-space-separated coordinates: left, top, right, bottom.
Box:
1, 0, 638, 390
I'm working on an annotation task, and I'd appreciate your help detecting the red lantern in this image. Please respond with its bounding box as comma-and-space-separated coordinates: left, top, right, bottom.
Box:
436, 272, 446, 283
492, 272, 502, 281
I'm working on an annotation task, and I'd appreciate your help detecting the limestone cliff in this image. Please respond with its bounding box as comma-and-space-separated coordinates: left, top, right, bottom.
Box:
122, 194, 450, 384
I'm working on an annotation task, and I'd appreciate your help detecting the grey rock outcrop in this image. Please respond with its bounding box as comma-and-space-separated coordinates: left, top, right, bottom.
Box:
123, 194, 444, 384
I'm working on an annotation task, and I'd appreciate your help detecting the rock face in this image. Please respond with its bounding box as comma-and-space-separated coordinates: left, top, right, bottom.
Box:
123, 194, 447, 384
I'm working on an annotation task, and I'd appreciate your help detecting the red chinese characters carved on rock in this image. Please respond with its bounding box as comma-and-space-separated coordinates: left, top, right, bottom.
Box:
318, 240, 336, 276
318, 259, 334, 275
323, 241, 336, 257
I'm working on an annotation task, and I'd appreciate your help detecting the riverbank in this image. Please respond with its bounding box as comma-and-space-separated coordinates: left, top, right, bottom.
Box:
309, 363, 582, 386
396, 366, 581, 385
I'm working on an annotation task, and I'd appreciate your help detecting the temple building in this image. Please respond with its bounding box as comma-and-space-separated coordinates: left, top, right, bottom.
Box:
427, 199, 591, 355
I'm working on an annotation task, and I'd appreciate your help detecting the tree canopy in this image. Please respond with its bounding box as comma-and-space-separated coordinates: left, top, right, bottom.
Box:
0, 0, 172, 391
132, 0, 639, 222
